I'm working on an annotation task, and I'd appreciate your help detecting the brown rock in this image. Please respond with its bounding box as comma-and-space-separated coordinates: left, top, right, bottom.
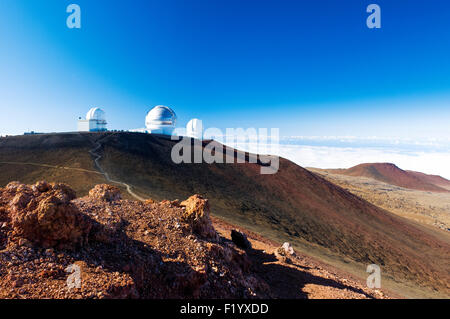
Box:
50, 183, 77, 202
9, 182, 91, 249
170, 200, 181, 207
180, 195, 218, 241
283, 242, 295, 255
10, 192, 32, 210
88, 184, 121, 202
231, 229, 252, 249
0, 183, 275, 299
5, 181, 21, 192
33, 181, 51, 193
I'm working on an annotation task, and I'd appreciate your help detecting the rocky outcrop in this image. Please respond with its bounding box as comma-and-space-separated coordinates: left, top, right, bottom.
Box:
281, 242, 295, 256
231, 229, 252, 249
0, 182, 271, 299
88, 184, 121, 202
7, 181, 91, 249
275, 242, 296, 264
180, 195, 219, 241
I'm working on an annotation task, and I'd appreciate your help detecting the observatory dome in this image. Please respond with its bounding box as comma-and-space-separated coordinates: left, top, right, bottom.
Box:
145, 105, 177, 135
78, 107, 107, 132
86, 107, 106, 121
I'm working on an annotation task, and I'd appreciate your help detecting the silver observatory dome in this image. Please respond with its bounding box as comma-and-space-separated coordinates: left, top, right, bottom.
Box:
145, 105, 177, 135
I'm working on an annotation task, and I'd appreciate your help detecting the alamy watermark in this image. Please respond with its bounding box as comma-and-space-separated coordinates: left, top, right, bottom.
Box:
66, 4, 81, 29
65, 4, 380, 30
366, 264, 381, 289
366, 4, 381, 29
65, 263, 81, 289
171, 120, 280, 175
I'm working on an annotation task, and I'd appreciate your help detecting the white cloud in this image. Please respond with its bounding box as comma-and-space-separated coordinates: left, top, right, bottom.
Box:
231, 142, 450, 180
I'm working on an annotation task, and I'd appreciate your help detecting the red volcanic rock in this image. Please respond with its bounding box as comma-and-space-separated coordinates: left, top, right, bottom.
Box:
32, 181, 51, 193
8, 181, 91, 249
0, 180, 394, 299
88, 184, 122, 202
51, 183, 77, 202
231, 229, 252, 249
0, 182, 274, 298
180, 195, 219, 241
281, 242, 295, 256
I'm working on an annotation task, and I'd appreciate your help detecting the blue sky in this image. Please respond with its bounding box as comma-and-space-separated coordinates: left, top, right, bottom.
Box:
1, 0, 450, 141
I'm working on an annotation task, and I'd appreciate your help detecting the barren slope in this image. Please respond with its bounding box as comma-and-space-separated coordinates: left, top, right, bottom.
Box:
310, 168, 450, 232
0, 133, 449, 298
326, 163, 449, 193
406, 170, 450, 191
0, 182, 272, 298
0, 181, 391, 299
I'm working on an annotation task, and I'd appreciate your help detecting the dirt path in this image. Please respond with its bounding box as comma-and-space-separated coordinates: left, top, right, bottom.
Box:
88, 136, 146, 201
0, 135, 146, 202
0, 162, 102, 175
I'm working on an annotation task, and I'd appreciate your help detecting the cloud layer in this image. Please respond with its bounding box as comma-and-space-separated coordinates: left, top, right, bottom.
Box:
228, 137, 450, 179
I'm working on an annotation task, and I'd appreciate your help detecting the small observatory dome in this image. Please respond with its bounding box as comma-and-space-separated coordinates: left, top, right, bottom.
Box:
86, 107, 106, 121
78, 107, 107, 132
145, 105, 177, 135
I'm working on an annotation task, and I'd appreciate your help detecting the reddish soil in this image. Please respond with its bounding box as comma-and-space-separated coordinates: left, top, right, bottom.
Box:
1, 133, 448, 297
0, 182, 272, 299
0, 181, 390, 299
212, 217, 392, 299
406, 170, 450, 190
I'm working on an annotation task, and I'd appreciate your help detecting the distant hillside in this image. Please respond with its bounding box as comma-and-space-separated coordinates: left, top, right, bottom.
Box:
406, 170, 450, 191
309, 168, 450, 232
326, 163, 450, 193
0, 133, 449, 298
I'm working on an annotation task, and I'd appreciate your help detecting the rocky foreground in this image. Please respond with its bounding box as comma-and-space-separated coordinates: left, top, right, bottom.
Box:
0, 181, 389, 299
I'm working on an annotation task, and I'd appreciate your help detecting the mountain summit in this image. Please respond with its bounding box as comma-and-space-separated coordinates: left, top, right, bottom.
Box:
328, 163, 450, 193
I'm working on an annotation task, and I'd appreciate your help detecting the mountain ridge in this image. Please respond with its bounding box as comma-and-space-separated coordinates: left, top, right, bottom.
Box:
323, 163, 450, 193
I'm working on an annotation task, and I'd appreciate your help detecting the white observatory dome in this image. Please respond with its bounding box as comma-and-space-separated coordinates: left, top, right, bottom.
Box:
145, 105, 177, 135
86, 107, 106, 121
186, 118, 203, 139
77, 107, 107, 132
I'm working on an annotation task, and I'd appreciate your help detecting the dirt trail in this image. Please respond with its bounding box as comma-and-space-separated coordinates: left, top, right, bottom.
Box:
88, 136, 146, 201
0, 162, 102, 175
0, 134, 146, 201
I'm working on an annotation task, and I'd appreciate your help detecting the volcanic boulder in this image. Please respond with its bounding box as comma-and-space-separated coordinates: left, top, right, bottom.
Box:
88, 184, 122, 202
8, 181, 91, 249
231, 229, 252, 249
281, 242, 295, 256
0, 181, 274, 298
180, 194, 219, 241
275, 242, 296, 264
